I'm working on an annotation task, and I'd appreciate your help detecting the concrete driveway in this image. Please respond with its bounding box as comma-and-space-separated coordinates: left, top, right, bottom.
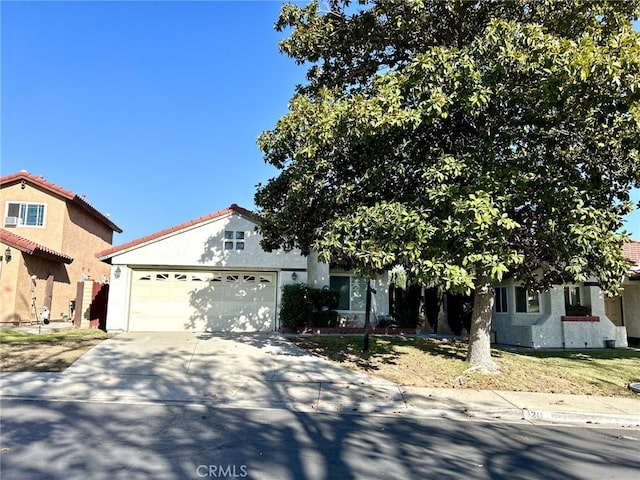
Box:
1, 332, 404, 413
2, 332, 638, 425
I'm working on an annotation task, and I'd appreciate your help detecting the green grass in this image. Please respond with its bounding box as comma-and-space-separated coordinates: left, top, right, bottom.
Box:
0, 328, 111, 344
291, 335, 640, 397
0, 328, 113, 372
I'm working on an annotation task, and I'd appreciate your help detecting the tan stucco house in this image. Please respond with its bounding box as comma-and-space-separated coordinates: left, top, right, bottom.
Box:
98, 204, 390, 332
0, 171, 122, 325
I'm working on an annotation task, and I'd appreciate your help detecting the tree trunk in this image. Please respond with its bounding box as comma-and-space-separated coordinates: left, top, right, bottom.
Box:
466, 267, 499, 373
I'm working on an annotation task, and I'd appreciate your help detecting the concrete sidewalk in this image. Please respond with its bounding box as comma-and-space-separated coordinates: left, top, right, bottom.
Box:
1, 332, 638, 427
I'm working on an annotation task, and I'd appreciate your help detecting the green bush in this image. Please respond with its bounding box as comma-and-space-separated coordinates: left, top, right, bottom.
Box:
280, 284, 314, 329
392, 283, 421, 328
280, 284, 340, 330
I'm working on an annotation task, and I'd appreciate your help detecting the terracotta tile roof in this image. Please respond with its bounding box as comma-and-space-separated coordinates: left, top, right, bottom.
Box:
623, 239, 640, 276
97, 204, 259, 260
0, 171, 122, 233
0, 228, 73, 264
623, 240, 640, 265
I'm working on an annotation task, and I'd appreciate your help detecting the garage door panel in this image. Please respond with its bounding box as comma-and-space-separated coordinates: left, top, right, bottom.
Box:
129, 270, 276, 332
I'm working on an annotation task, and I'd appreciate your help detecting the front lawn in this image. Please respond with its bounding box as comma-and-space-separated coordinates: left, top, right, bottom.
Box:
291, 335, 640, 397
0, 329, 113, 372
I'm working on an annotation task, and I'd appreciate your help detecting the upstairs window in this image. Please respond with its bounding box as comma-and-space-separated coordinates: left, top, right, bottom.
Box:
5, 202, 46, 227
224, 230, 245, 250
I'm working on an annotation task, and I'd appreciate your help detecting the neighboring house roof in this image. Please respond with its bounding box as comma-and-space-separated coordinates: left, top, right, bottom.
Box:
0, 228, 73, 264
96, 204, 258, 260
624, 240, 640, 279
0, 171, 123, 233
623, 240, 640, 265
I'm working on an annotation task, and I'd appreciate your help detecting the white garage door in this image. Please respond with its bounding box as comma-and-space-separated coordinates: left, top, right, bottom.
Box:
128, 270, 277, 332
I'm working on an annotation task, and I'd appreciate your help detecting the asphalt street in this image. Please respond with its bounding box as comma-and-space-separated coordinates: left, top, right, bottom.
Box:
1, 398, 639, 480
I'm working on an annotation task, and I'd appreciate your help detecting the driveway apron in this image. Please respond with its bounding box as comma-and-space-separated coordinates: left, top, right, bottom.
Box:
0, 332, 402, 412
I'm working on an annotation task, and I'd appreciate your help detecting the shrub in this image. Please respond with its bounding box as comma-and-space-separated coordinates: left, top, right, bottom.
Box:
446, 292, 474, 335
280, 284, 340, 330
280, 284, 314, 329
392, 282, 421, 328
565, 305, 592, 316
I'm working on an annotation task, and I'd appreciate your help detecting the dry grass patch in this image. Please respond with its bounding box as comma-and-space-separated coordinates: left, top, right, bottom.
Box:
0, 329, 113, 372
291, 335, 640, 397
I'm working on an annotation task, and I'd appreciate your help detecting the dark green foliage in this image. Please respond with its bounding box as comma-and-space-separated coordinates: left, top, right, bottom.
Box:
390, 282, 421, 328
280, 284, 314, 329
259, 0, 640, 368
423, 287, 440, 331
280, 284, 340, 329
565, 305, 593, 316
446, 292, 474, 336
308, 288, 340, 327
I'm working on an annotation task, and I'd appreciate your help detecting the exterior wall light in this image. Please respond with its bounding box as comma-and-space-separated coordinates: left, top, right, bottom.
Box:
4, 247, 11, 262
291, 272, 298, 281
114, 266, 122, 279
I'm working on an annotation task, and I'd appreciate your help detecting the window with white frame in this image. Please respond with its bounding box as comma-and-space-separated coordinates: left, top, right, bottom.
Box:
4, 202, 46, 227
224, 230, 245, 250
330, 275, 367, 311
494, 287, 508, 313
515, 287, 540, 313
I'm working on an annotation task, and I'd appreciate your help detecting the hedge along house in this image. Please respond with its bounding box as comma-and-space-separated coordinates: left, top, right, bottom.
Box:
488, 242, 640, 349
98, 205, 390, 333
0, 171, 122, 325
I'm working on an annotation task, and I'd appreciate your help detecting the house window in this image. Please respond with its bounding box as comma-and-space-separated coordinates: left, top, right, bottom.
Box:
494, 287, 508, 313
564, 286, 581, 306
5, 202, 46, 227
330, 275, 367, 311
515, 287, 540, 313
223, 231, 245, 251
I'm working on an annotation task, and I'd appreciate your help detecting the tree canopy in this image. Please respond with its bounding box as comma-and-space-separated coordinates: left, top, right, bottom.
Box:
256, 0, 640, 369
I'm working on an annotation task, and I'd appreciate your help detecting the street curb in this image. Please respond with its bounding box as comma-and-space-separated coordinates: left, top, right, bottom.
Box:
519, 408, 640, 427
3, 392, 639, 427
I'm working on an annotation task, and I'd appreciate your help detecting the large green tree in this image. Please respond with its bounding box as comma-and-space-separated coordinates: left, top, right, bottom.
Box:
256, 0, 640, 371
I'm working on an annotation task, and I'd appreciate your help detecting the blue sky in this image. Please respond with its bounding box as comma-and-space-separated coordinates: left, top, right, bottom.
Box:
2, 1, 639, 245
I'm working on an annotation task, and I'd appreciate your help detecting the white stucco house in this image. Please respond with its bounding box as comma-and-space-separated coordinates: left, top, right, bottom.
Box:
97, 204, 389, 332
489, 278, 628, 349
608, 240, 640, 347
489, 241, 640, 349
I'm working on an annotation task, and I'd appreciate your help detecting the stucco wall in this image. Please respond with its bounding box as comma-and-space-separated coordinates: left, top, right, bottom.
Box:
1, 182, 66, 248
104, 213, 308, 331
111, 214, 307, 270
104, 213, 391, 332
491, 281, 628, 349
0, 240, 21, 323
62, 202, 113, 284
0, 248, 71, 324
622, 282, 640, 340
1, 181, 116, 323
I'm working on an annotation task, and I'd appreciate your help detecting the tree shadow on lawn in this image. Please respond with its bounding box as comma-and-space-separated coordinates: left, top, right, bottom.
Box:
503, 348, 640, 362
292, 335, 470, 372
